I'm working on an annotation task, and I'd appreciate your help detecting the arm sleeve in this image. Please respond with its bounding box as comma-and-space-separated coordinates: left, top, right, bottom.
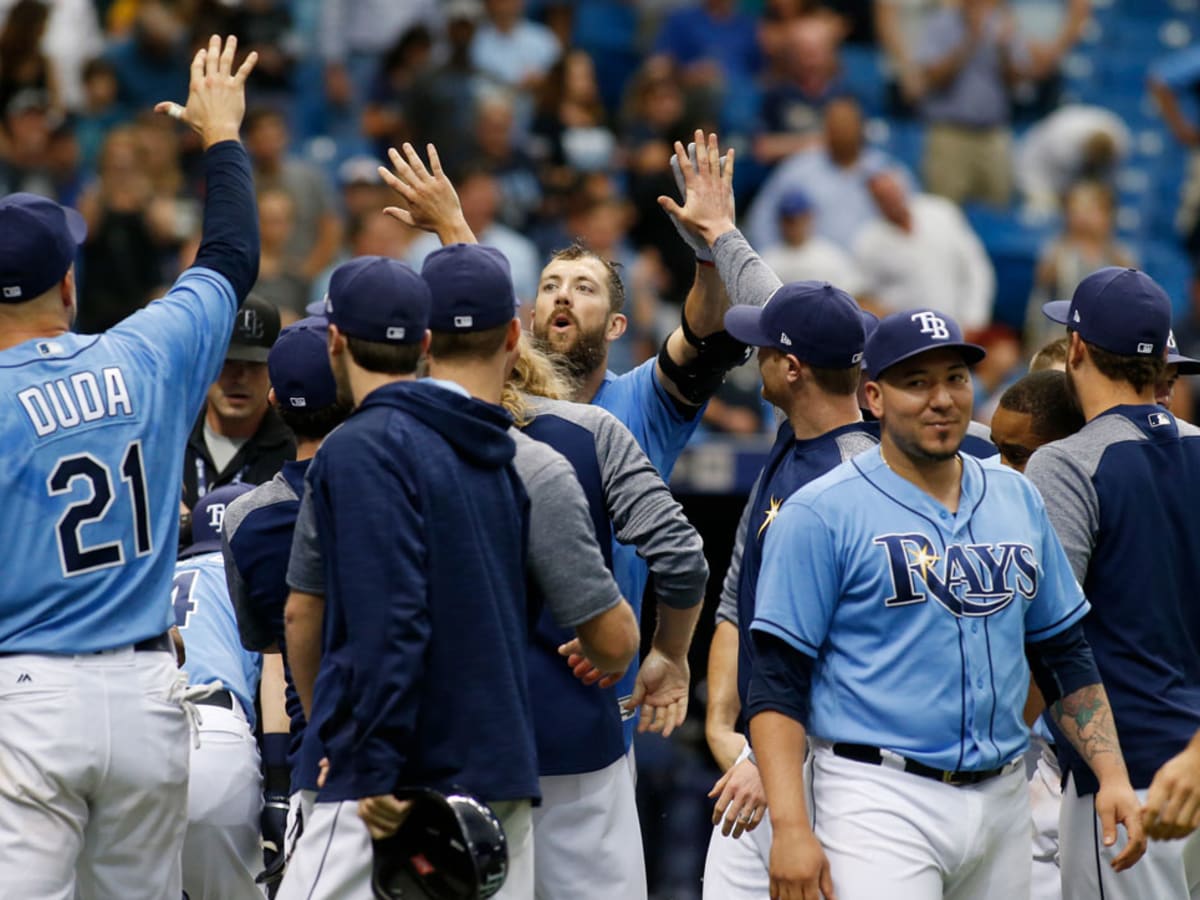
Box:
221, 527, 273, 652
750, 498, 841, 657
1024, 446, 1101, 584
525, 455, 624, 628
286, 485, 325, 595
1026, 619, 1100, 707
745, 631, 814, 724
337, 445, 431, 797
191, 141, 260, 304
712, 229, 784, 310
1024, 486, 1091, 642
590, 409, 708, 609
716, 485, 758, 627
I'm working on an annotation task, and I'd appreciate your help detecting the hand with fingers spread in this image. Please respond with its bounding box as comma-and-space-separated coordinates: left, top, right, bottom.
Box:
155, 34, 257, 148
557, 637, 623, 689
378, 143, 476, 245
657, 129, 737, 252
1142, 737, 1200, 840
625, 648, 689, 738
710, 755, 767, 839
358, 795, 413, 841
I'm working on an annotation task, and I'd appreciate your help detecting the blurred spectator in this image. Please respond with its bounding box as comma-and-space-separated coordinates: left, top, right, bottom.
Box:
0, 0, 101, 111
1149, 44, 1200, 257
853, 169, 995, 329
336, 155, 389, 222
0, 0, 57, 114
104, 0, 190, 114
530, 48, 617, 196
917, 0, 1029, 206
650, 0, 763, 133
753, 16, 844, 164
969, 322, 1023, 423
1024, 181, 1135, 354
405, 166, 541, 303
225, 0, 297, 101
0, 89, 55, 195
134, 113, 199, 262
471, 0, 562, 100
758, 188, 865, 294
1015, 104, 1129, 215
46, 114, 82, 205
318, 0, 441, 115
1030, 335, 1069, 373
75, 127, 164, 333
74, 58, 124, 173
244, 106, 342, 283
309, 210, 420, 311
403, 0, 495, 173
361, 24, 435, 159
473, 89, 543, 231
874, 0, 941, 112
745, 96, 912, 251
253, 187, 308, 325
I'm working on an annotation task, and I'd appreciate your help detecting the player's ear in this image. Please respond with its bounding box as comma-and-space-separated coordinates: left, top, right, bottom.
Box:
420, 329, 432, 355
606, 312, 627, 342
327, 324, 345, 359
268, 387, 277, 408
784, 354, 804, 384
863, 379, 884, 419
1067, 331, 1086, 369
504, 317, 521, 353
60, 265, 77, 318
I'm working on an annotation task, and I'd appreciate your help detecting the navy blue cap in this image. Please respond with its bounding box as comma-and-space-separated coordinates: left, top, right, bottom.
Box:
422, 243, 519, 333
325, 256, 431, 344
1043, 267, 1171, 358
182, 483, 254, 558
864, 308, 986, 379
777, 189, 813, 218
1168, 330, 1200, 374
269, 316, 339, 411
859, 308, 880, 369
0, 193, 87, 302
723, 281, 865, 368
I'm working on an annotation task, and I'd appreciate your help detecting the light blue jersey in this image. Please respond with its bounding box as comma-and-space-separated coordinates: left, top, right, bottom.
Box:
752, 447, 1089, 772
173, 553, 262, 727
593, 357, 704, 743
0, 267, 236, 653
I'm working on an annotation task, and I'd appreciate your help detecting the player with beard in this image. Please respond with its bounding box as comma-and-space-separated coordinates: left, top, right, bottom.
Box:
378, 135, 748, 749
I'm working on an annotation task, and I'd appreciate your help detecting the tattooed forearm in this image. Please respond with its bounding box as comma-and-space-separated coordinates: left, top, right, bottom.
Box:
1049, 683, 1126, 776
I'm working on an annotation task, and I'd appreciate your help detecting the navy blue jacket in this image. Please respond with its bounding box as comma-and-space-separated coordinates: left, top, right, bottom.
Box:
307, 381, 537, 803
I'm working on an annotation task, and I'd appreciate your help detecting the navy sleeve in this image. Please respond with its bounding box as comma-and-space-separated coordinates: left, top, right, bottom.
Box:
1026, 619, 1101, 706
192, 140, 260, 305
745, 631, 814, 725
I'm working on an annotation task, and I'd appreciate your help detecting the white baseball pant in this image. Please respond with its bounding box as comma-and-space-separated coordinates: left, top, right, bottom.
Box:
1028, 735, 1063, 900
0, 647, 190, 899
533, 754, 646, 899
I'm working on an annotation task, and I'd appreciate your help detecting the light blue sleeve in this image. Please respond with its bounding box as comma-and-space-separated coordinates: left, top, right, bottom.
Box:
1024, 491, 1091, 643
106, 266, 238, 421
597, 359, 702, 478
1151, 45, 1200, 89
750, 498, 841, 658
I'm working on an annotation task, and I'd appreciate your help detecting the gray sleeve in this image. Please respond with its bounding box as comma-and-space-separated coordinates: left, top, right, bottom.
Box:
592, 410, 709, 609
286, 486, 325, 595
712, 229, 784, 310
716, 476, 760, 627
1023, 445, 1100, 584
520, 445, 624, 628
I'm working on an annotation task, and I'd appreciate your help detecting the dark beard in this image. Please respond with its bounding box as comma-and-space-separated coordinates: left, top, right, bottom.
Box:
532, 325, 609, 382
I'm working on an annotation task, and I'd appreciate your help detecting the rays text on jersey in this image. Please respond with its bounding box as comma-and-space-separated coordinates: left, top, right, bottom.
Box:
873, 533, 1038, 617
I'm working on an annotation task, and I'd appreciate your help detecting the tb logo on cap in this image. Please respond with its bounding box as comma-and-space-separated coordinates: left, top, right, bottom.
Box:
237, 308, 265, 339
207, 503, 228, 533
911, 311, 949, 340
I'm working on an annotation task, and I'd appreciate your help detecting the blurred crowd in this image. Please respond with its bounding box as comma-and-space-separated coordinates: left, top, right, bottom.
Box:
9, 0, 1200, 436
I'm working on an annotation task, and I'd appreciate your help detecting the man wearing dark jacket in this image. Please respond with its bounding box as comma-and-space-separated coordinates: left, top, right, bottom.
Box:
182, 293, 296, 511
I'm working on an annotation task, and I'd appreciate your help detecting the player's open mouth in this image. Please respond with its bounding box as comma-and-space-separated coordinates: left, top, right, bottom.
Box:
550, 313, 575, 333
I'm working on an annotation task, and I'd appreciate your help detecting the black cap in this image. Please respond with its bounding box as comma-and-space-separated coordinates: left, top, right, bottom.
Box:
227, 295, 281, 362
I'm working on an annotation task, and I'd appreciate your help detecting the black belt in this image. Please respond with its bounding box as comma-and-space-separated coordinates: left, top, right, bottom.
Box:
832, 742, 1012, 787
194, 689, 234, 710
0, 631, 174, 657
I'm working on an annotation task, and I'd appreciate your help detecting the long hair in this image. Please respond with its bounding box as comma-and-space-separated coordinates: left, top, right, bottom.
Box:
502, 333, 573, 426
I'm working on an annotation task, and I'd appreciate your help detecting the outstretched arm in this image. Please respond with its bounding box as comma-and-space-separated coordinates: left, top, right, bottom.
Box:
378, 142, 477, 245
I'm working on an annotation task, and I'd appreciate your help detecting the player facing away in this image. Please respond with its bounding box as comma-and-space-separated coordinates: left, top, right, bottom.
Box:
747, 308, 1146, 900
172, 483, 264, 900
0, 36, 257, 900
1026, 267, 1200, 899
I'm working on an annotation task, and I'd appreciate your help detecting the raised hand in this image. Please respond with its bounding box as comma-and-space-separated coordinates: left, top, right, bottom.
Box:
378, 143, 476, 245
657, 130, 736, 250
155, 34, 257, 149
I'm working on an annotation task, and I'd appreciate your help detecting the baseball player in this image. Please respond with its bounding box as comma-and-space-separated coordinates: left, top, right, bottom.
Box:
748, 308, 1145, 900
1158, 329, 1200, 409
1025, 267, 1200, 899
0, 36, 257, 899
221, 315, 354, 890
416, 250, 707, 899
380, 135, 747, 745
173, 483, 264, 900
278, 255, 640, 900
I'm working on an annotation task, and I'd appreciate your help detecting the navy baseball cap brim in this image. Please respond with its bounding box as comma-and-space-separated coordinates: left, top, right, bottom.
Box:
1168, 352, 1200, 374
1041, 300, 1072, 326
1042, 267, 1171, 358
724, 305, 773, 347
305, 297, 327, 317
724, 281, 865, 368
180, 483, 254, 559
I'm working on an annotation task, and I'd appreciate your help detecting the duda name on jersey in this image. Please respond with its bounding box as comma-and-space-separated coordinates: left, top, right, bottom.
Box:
17, 367, 134, 437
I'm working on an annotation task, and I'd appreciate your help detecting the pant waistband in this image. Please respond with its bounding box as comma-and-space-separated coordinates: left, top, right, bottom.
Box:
0, 631, 174, 658
831, 742, 1019, 787
193, 689, 234, 710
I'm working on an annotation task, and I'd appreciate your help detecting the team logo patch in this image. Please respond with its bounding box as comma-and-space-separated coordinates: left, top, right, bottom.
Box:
873, 534, 1037, 617
454, 315, 474, 328
1148, 412, 1171, 428
1136, 342, 1153, 354
757, 496, 783, 539
911, 311, 949, 340
289, 397, 307, 408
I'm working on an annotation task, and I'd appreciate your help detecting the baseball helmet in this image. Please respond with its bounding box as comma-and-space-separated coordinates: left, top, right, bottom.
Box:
371, 788, 508, 900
